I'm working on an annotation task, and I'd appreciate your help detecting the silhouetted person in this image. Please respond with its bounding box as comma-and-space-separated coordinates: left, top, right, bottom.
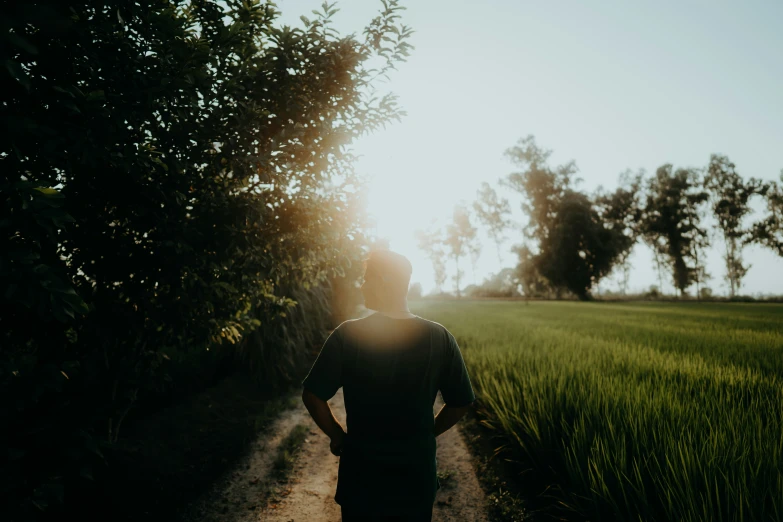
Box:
302, 249, 476, 521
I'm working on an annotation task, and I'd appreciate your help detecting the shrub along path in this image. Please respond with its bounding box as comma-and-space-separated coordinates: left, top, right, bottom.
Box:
186, 388, 489, 522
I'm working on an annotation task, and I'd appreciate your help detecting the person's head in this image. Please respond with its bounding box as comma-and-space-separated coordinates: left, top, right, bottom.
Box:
360, 249, 413, 311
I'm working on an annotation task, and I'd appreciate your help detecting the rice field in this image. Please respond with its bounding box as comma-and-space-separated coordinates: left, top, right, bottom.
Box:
410, 300, 783, 522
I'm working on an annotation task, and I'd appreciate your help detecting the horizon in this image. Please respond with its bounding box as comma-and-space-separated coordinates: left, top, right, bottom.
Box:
278, 0, 783, 296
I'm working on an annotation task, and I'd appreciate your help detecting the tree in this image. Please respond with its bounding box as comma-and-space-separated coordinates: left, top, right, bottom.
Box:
415, 226, 447, 293
468, 236, 482, 285
473, 182, 511, 263
444, 204, 477, 298
641, 165, 710, 296
512, 243, 550, 298
0, 0, 412, 517
503, 136, 628, 300
595, 170, 644, 294
752, 172, 783, 258
537, 190, 629, 300
704, 155, 769, 297
466, 268, 521, 297
503, 135, 577, 246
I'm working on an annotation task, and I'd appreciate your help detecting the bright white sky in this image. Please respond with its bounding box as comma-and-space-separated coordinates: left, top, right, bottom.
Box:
278, 0, 783, 296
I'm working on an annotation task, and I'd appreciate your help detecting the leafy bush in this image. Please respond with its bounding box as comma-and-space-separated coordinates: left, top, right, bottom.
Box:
0, 0, 411, 518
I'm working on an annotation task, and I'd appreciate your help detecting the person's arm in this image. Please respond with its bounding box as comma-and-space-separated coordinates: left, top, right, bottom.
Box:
433, 403, 470, 437
435, 331, 476, 436
302, 388, 345, 456
301, 326, 345, 455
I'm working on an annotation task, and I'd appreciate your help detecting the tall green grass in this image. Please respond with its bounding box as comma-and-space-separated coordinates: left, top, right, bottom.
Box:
411, 301, 783, 522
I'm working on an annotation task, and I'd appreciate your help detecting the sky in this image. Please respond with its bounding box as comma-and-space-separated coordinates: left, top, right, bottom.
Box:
277, 0, 783, 296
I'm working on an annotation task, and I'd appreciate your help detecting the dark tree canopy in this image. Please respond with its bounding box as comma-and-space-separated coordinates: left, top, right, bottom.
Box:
512, 243, 550, 298
536, 190, 628, 300
641, 165, 709, 296
594, 170, 644, 294
0, 0, 411, 517
503, 136, 628, 300
753, 172, 783, 258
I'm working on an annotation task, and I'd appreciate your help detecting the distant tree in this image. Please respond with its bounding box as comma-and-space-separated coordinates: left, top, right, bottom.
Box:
432, 255, 447, 293
640, 213, 669, 294
704, 155, 769, 297
444, 204, 477, 298
468, 236, 482, 285
462, 283, 479, 297
503, 135, 576, 244
752, 172, 783, 258
503, 135, 628, 300
538, 191, 629, 300
688, 210, 711, 299
450, 268, 466, 297
473, 182, 511, 263
512, 243, 549, 298
595, 169, 645, 294
641, 165, 710, 296
415, 226, 447, 293
467, 267, 523, 297
407, 282, 422, 299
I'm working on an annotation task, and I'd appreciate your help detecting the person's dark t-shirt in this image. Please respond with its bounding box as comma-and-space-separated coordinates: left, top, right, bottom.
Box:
301, 312, 476, 515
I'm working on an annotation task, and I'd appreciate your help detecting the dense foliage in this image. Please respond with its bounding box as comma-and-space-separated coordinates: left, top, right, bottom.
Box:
503, 136, 629, 300
640, 165, 710, 296
753, 171, 783, 258
0, 0, 411, 518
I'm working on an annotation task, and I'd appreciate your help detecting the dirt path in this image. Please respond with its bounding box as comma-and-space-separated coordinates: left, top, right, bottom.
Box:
186, 388, 488, 522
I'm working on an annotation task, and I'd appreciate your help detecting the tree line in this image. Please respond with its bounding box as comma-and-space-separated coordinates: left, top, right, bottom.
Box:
417, 135, 783, 300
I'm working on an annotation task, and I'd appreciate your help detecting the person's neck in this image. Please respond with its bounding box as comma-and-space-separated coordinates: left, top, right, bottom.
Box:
376, 300, 414, 318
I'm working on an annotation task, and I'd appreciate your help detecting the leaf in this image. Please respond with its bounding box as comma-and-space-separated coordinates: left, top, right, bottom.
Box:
215, 281, 238, 293
86, 89, 106, 101
63, 102, 82, 114
7, 32, 38, 54
5, 59, 30, 89
8, 249, 40, 263
33, 187, 61, 196
52, 85, 76, 98
50, 294, 72, 323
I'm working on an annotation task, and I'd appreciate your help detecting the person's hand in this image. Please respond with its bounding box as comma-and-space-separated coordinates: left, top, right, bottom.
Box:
329, 430, 345, 457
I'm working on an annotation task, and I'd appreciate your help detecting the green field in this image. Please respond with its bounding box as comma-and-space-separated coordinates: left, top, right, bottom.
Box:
410, 300, 783, 522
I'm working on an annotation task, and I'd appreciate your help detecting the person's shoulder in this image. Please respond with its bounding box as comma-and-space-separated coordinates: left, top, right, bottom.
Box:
332, 317, 361, 332
331, 315, 370, 337
412, 316, 456, 342
413, 315, 444, 330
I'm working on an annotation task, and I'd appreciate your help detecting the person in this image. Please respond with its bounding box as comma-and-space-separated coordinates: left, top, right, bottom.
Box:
301, 249, 476, 521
